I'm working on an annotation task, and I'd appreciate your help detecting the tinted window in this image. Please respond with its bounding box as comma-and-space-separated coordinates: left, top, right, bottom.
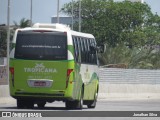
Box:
15, 31, 67, 60
72, 36, 98, 65
73, 36, 78, 62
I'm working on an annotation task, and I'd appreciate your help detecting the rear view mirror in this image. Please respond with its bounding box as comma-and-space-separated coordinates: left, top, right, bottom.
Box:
97, 44, 106, 53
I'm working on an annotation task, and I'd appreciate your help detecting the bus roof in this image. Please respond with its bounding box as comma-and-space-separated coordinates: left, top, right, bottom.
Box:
13, 23, 95, 42
32, 23, 94, 38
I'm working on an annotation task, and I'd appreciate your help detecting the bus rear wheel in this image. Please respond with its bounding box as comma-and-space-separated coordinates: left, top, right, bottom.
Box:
75, 94, 83, 109
17, 99, 34, 109
75, 87, 84, 109
17, 99, 25, 109
65, 100, 83, 109
65, 100, 74, 109
37, 102, 46, 108
87, 92, 97, 108
65, 88, 84, 109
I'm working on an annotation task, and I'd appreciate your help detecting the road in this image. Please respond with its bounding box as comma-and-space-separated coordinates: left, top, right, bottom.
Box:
0, 99, 160, 119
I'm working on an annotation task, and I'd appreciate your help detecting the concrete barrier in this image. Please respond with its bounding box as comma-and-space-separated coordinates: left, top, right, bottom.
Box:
1, 83, 160, 104
0, 85, 16, 104
1, 68, 160, 104
98, 83, 160, 99
98, 68, 160, 100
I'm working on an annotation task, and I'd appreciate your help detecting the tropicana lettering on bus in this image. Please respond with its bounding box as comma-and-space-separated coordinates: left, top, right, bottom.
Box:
24, 63, 57, 73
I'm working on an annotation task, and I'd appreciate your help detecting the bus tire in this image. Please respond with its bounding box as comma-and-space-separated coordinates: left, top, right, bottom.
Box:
17, 99, 34, 109
65, 100, 74, 109
37, 102, 46, 108
87, 92, 97, 108
26, 101, 34, 109
66, 88, 84, 109
75, 88, 84, 109
17, 99, 25, 109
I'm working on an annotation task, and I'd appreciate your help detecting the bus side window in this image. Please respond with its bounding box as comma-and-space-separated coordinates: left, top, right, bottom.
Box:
77, 37, 81, 63
79, 38, 83, 63
89, 39, 93, 64
95, 40, 98, 65
89, 39, 96, 64
80, 38, 85, 63
72, 36, 78, 62
72, 36, 97, 64
87, 39, 90, 63
92, 39, 97, 64
83, 38, 88, 63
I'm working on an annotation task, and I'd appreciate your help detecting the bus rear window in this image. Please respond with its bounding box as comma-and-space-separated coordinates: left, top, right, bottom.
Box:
15, 31, 67, 60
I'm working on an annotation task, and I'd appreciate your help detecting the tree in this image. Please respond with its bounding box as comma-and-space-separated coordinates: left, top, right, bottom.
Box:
61, 0, 153, 47
0, 27, 7, 57
62, 0, 160, 69
0, 18, 31, 57
13, 18, 31, 29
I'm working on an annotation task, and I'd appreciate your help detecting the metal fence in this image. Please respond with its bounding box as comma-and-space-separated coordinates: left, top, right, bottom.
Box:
99, 68, 160, 84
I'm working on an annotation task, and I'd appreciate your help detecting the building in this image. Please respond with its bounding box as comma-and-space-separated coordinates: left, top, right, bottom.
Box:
115, 0, 144, 3
51, 16, 72, 25
129, 0, 144, 3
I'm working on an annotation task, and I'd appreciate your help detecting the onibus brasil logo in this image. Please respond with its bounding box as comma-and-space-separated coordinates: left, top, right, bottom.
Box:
24, 63, 57, 73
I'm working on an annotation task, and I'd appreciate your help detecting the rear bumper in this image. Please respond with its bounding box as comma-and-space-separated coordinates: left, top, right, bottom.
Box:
11, 92, 73, 102
15, 92, 64, 97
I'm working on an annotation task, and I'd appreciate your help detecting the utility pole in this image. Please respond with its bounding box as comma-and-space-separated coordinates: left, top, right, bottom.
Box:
57, 0, 60, 23
7, 0, 10, 82
30, 0, 33, 26
79, 0, 81, 32
71, 0, 73, 30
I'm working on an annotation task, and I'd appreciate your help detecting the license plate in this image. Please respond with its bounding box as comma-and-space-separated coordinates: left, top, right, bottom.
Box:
34, 81, 46, 86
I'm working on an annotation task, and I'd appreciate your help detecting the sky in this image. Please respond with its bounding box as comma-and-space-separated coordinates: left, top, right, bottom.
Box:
0, 0, 160, 25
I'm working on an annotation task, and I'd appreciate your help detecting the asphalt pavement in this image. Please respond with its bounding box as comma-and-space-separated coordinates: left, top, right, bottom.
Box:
0, 98, 160, 119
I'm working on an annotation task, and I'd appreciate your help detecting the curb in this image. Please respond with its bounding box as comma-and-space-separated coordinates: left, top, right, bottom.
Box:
0, 97, 16, 104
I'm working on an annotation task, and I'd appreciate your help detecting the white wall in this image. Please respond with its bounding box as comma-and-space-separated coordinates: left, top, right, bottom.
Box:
1, 68, 160, 103
99, 68, 160, 99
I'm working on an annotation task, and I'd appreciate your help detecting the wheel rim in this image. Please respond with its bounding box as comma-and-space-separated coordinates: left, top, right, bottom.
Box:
80, 96, 83, 108
79, 89, 84, 108
93, 92, 98, 106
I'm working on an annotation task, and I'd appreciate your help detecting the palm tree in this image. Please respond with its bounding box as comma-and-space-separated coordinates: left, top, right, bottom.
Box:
13, 18, 31, 29
99, 45, 158, 69
99, 44, 131, 67
0, 28, 7, 57
128, 47, 154, 69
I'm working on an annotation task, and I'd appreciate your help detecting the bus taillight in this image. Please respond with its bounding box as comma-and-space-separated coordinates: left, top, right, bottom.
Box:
66, 69, 73, 88
9, 67, 14, 87
10, 67, 14, 74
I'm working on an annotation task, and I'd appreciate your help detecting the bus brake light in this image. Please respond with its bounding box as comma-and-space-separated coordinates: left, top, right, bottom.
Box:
66, 69, 73, 88
9, 67, 14, 87
9, 67, 14, 75
67, 69, 73, 77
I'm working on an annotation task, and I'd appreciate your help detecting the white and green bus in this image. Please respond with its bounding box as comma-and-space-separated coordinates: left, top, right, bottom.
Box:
9, 23, 100, 109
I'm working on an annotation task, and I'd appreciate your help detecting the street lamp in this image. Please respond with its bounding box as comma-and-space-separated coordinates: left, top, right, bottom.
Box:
30, 0, 33, 26
79, 0, 81, 32
71, 0, 74, 30
7, 0, 10, 82
57, 0, 60, 23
